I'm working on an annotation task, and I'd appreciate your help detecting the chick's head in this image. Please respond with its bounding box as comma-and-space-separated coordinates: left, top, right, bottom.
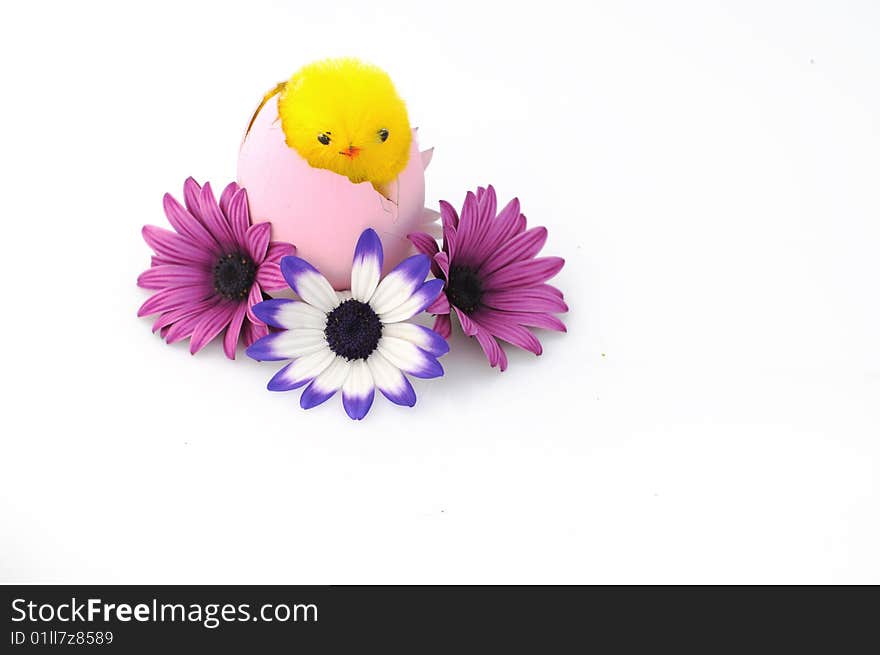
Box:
278, 58, 412, 187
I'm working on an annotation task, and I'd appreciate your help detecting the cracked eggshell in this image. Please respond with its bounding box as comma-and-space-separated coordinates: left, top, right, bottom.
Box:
238, 96, 435, 290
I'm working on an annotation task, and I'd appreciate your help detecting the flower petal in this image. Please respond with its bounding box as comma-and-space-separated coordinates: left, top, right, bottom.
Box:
351, 228, 384, 302
242, 320, 269, 347
246, 328, 328, 361
263, 241, 297, 264
453, 306, 479, 336
280, 257, 339, 312
189, 301, 237, 355
245, 222, 271, 264
369, 255, 431, 315
482, 256, 565, 289
223, 301, 248, 359
151, 297, 220, 333
407, 231, 439, 258
267, 348, 335, 391
481, 285, 569, 314
253, 298, 328, 330
378, 279, 445, 324
471, 310, 543, 355
300, 356, 351, 409
255, 259, 286, 291
137, 264, 210, 290
199, 182, 236, 250
366, 351, 416, 406
163, 193, 216, 250
439, 199, 459, 230
479, 226, 549, 277
433, 314, 452, 340
342, 359, 375, 420
142, 225, 213, 266
381, 322, 450, 358
377, 336, 444, 379
227, 187, 250, 246
426, 292, 450, 315
137, 285, 213, 317
218, 181, 239, 216
183, 177, 204, 221
473, 326, 508, 371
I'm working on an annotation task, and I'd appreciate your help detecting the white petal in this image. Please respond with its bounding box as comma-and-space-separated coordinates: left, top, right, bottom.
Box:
376, 336, 443, 378
271, 329, 328, 359
369, 255, 430, 315
342, 358, 372, 394
274, 301, 328, 330
310, 356, 352, 395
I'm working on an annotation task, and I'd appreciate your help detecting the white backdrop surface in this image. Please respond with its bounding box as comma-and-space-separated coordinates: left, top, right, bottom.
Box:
1, 0, 878, 583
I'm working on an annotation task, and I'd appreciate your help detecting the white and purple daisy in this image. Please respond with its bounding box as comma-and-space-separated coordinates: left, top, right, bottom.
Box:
247, 229, 448, 420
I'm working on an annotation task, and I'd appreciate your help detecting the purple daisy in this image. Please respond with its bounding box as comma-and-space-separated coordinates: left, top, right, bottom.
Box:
137, 177, 296, 359
247, 228, 448, 420
408, 186, 567, 371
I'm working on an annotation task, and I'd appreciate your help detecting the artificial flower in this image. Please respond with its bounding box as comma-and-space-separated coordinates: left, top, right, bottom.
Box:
137, 178, 296, 359
247, 229, 448, 420
408, 186, 567, 371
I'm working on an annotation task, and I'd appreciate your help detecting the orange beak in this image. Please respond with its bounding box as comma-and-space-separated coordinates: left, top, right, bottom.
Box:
340, 146, 361, 159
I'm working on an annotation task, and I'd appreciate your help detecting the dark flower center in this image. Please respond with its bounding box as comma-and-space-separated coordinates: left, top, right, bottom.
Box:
324, 299, 383, 360
446, 265, 484, 314
212, 253, 256, 300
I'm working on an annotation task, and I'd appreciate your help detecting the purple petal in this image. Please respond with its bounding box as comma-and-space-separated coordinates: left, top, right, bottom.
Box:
255, 259, 286, 291
138, 285, 213, 317
343, 387, 375, 420
189, 302, 237, 354
150, 297, 220, 333
267, 362, 312, 391
474, 327, 508, 371
434, 251, 450, 278
242, 320, 269, 347
471, 310, 543, 355
439, 199, 459, 230
218, 182, 240, 217
142, 225, 213, 266
478, 197, 523, 257
453, 306, 479, 336
263, 241, 297, 264
407, 231, 439, 257
163, 193, 217, 250
227, 188, 250, 246
245, 222, 271, 263
426, 292, 450, 315
183, 177, 204, 221
491, 310, 567, 332
479, 226, 548, 277
223, 302, 248, 359
482, 257, 565, 289
137, 264, 210, 290
433, 314, 452, 339
199, 182, 236, 250
482, 285, 569, 313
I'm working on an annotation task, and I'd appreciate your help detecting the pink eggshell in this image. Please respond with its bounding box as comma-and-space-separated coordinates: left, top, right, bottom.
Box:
238, 97, 434, 290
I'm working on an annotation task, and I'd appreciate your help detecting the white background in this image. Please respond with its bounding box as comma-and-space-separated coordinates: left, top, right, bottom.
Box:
1, 0, 878, 584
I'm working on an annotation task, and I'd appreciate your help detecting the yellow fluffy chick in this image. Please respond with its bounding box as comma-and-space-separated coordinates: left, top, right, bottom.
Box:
275, 58, 412, 188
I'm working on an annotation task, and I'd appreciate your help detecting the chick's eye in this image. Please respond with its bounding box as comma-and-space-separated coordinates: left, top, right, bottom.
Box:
317, 133, 331, 146
378, 128, 389, 142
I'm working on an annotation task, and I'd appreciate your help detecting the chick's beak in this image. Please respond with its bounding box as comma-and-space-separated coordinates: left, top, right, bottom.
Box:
340, 145, 361, 159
